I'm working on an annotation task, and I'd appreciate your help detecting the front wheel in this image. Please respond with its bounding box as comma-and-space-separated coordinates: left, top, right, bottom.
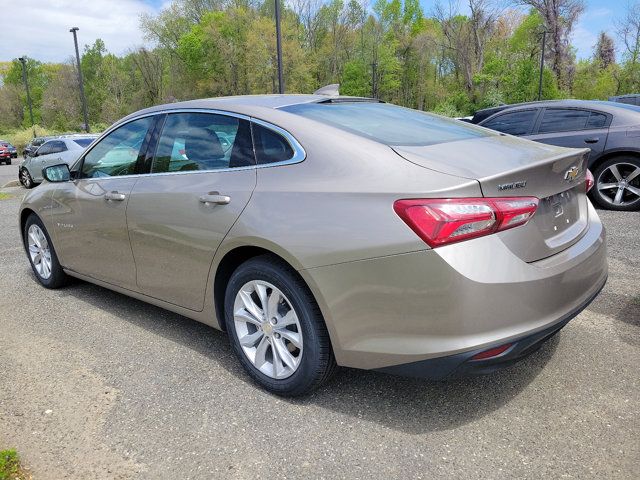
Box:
23, 214, 68, 288
224, 255, 336, 396
591, 156, 640, 211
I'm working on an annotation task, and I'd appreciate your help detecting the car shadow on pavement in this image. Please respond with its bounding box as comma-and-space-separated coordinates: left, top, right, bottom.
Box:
60, 277, 558, 435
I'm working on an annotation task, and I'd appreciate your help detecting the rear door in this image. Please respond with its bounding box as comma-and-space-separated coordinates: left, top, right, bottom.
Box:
126, 111, 256, 311
527, 108, 610, 158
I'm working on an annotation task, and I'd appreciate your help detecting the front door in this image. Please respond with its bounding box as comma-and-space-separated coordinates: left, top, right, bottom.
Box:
127, 112, 256, 310
51, 116, 156, 290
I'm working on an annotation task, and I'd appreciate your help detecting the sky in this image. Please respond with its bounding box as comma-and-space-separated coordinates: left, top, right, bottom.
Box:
0, 0, 625, 63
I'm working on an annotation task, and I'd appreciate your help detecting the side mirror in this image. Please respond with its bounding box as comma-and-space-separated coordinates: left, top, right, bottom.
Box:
42, 164, 71, 183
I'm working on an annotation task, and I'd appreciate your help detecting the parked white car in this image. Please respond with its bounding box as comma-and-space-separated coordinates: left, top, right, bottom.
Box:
19, 135, 98, 188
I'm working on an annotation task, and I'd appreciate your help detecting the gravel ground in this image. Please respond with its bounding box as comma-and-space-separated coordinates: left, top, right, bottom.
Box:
0, 185, 638, 479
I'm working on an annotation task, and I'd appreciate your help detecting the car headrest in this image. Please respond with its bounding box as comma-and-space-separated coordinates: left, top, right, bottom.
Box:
184, 128, 225, 166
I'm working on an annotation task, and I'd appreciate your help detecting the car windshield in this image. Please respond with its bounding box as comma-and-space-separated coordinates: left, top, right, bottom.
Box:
280, 102, 491, 146
73, 138, 95, 147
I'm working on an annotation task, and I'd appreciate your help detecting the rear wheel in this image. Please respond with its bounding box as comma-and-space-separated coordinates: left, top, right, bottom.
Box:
23, 214, 68, 288
20, 168, 34, 189
591, 156, 640, 211
224, 255, 336, 396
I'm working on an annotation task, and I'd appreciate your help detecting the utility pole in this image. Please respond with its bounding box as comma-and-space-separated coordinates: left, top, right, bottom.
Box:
537, 29, 547, 101
70, 27, 90, 132
371, 62, 377, 99
18, 57, 35, 138
274, 0, 284, 94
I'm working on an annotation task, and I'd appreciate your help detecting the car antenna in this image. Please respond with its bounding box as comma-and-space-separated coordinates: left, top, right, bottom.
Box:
314, 84, 340, 96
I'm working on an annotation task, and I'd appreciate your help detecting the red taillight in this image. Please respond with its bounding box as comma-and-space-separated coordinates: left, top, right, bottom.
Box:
471, 343, 513, 361
585, 169, 594, 192
393, 197, 539, 248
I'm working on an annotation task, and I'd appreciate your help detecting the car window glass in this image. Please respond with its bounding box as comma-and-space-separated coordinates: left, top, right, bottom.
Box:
37, 143, 53, 155
252, 123, 295, 164
73, 138, 95, 147
82, 117, 153, 178
483, 110, 537, 135
538, 109, 590, 133
586, 112, 608, 128
151, 113, 254, 173
49, 141, 68, 154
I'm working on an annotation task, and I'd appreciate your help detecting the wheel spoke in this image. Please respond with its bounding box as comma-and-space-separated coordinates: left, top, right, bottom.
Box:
234, 308, 262, 327
239, 330, 263, 347
273, 338, 297, 371
609, 164, 623, 181
255, 282, 268, 313
29, 231, 41, 248
597, 182, 617, 190
254, 336, 270, 368
277, 329, 302, 349
614, 187, 624, 204
239, 290, 263, 322
271, 339, 285, 378
267, 289, 281, 320
626, 185, 640, 198
278, 310, 297, 328
625, 167, 640, 183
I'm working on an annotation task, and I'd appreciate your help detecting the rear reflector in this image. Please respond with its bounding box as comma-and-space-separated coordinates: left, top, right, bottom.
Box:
585, 169, 594, 192
471, 343, 513, 361
393, 197, 539, 248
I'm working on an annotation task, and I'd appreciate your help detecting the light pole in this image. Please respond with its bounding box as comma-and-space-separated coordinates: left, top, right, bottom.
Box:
274, 0, 284, 94
70, 27, 90, 132
18, 57, 35, 138
537, 28, 547, 101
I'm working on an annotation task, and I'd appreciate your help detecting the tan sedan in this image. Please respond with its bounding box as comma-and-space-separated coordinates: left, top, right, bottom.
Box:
19, 95, 607, 395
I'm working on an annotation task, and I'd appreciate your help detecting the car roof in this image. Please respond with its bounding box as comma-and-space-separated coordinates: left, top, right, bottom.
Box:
474, 99, 640, 126
119, 94, 378, 125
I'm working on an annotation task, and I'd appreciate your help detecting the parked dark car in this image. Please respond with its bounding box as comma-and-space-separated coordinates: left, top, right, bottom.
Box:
472, 100, 640, 211
0, 144, 11, 164
0, 141, 18, 159
23, 136, 55, 158
609, 94, 640, 106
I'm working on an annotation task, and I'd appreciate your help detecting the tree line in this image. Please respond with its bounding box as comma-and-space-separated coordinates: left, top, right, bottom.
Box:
1, 0, 639, 134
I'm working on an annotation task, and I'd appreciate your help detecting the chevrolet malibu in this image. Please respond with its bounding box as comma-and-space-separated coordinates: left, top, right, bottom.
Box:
19, 95, 608, 396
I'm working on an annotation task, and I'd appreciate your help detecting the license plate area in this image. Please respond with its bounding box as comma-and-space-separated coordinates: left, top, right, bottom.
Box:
537, 187, 581, 236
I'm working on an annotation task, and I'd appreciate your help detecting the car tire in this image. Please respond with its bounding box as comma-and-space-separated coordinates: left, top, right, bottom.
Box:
591, 156, 640, 211
23, 214, 69, 289
20, 168, 35, 189
224, 255, 336, 396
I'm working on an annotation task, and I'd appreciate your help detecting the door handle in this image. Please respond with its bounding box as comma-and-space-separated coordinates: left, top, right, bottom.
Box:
199, 192, 230, 205
584, 137, 599, 144
105, 191, 126, 201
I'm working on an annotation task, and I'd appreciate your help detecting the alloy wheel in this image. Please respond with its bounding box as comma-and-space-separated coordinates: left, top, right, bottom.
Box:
20, 169, 32, 188
596, 162, 640, 207
233, 280, 303, 380
27, 224, 52, 279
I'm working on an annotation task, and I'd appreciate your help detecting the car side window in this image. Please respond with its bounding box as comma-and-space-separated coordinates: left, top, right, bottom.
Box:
483, 110, 538, 136
538, 109, 591, 134
252, 123, 295, 164
151, 113, 254, 173
586, 112, 608, 128
82, 117, 154, 178
37, 142, 53, 156
48, 140, 68, 154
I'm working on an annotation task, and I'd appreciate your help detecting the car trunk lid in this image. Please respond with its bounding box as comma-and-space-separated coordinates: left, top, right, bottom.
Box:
393, 135, 591, 262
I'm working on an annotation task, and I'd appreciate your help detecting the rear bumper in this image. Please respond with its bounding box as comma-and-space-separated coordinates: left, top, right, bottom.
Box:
375, 278, 605, 379
302, 201, 607, 371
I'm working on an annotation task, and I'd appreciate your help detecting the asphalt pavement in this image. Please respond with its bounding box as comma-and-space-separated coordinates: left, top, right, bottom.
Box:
0, 183, 638, 479
0, 160, 19, 188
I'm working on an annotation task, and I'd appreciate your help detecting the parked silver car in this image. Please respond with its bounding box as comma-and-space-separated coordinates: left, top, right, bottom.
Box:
19, 135, 97, 188
19, 95, 607, 395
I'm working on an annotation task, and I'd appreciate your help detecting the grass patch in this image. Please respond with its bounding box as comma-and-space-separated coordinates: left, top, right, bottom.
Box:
0, 193, 11, 200
0, 449, 29, 480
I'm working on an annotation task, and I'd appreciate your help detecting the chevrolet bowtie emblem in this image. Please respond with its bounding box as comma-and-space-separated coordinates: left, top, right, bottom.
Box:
564, 166, 580, 182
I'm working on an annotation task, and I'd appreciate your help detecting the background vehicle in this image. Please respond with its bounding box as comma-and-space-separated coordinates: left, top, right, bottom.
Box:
0, 141, 18, 159
609, 94, 640, 106
473, 100, 640, 211
19, 135, 97, 188
19, 95, 607, 396
0, 144, 11, 164
23, 136, 55, 158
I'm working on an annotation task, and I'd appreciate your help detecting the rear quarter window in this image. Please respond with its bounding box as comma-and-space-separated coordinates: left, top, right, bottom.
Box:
251, 123, 295, 164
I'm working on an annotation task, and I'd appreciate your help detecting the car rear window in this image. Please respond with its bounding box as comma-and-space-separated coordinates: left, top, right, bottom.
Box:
280, 102, 490, 146
73, 138, 95, 147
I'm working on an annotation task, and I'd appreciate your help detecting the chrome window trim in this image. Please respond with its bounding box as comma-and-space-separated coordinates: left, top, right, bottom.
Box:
75, 108, 306, 181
